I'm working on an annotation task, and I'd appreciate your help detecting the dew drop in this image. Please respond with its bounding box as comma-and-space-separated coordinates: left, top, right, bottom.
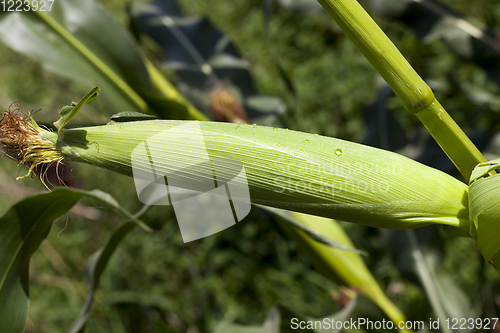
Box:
273, 127, 278, 131
252, 123, 257, 127
277, 143, 282, 147
314, 133, 319, 136
303, 139, 310, 143
285, 128, 289, 131
299, 149, 303, 153
334, 148, 342, 156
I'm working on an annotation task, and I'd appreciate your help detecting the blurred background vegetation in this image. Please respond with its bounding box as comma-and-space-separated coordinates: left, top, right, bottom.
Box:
0, 0, 500, 332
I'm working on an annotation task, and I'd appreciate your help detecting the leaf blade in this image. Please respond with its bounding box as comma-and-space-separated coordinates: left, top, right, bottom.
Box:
0, 188, 148, 332
0, 190, 84, 333
69, 222, 137, 333
0, 0, 148, 113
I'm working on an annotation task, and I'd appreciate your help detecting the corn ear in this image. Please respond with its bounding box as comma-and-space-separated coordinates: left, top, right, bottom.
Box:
24, 119, 469, 234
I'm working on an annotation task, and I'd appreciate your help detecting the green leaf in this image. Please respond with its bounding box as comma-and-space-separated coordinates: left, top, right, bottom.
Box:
82, 190, 151, 232
283, 296, 357, 333
214, 306, 281, 333
405, 230, 472, 333
273, 0, 324, 13
69, 203, 151, 332
54, 86, 100, 131
280, 213, 409, 329
0, 190, 82, 333
109, 111, 158, 123
104, 290, 173, 311
0, 189, 149, 333
263, 0, 299, 120
0, 0, 149, 113
388, 228, 477, 332
69, 222, 137, 333
469, 158, 500, 262
469, 172, 500, 261
262, 207, 367, 255
469, 157, 500, 184
214, 298, 357, 333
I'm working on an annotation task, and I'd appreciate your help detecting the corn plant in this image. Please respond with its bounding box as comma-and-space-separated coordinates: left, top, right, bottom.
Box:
0, 0, 498, 332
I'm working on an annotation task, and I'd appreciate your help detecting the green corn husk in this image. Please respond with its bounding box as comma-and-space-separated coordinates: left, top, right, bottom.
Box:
11, 118, 467, 234
469, 159, 500, 266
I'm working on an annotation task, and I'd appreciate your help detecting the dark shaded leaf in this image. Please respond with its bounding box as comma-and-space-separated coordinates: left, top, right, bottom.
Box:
281, 296, 357, 333
361, 84, 495, 173
214, 297, 356, 333
411, 129, 495, 173
263, 207, 368, 255
69, 203, 151, 332
110, 112, 158, 123
274, 0, 324, 13
130, 0, 286, 122
263, 0, 299, 121
387, 227, 478, 333
69, 222, 137, 333
365, 0, 500, 86
82, 190, 151, 232
361, 85, 408, 151
214, 306, 281, 333
105, 290, 174, 311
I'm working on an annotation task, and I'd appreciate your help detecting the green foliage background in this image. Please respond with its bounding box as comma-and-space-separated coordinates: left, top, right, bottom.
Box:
0, 0, 499, 332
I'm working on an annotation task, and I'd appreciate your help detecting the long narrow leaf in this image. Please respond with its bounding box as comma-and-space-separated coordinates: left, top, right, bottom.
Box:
0, 188, 147, 333
263, 207, 367, 255
281, 213, 410, 331
406, 229, 479, 332
0, 190, 81, 333
69, 222, 137, 333
214, 306, 281, 333
69, 203, 151, 332
263, 0, 300, 121
0, 0, 149, 112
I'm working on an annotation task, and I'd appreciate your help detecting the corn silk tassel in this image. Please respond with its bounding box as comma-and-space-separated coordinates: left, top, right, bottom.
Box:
0, 92, 470, 241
